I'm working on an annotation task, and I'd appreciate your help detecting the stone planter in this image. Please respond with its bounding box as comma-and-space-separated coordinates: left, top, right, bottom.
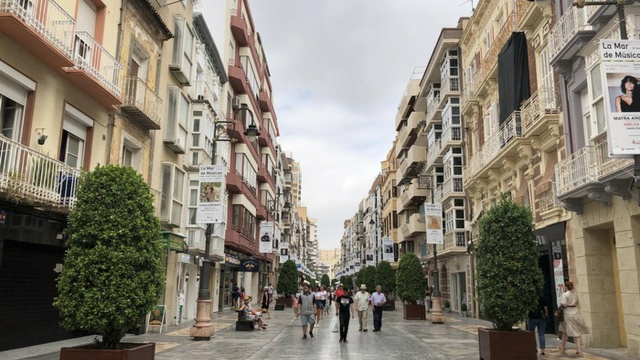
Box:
60, 342, 155, 360
478, 328, 536, 360
403, 304, 426, 320
383, 300, 396, 311
275, 297, 294, 308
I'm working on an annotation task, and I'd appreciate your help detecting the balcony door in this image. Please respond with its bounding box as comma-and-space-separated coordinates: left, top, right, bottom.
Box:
128, 50, 149, 106
74, 0, 97, 64
59, 104, 93, 169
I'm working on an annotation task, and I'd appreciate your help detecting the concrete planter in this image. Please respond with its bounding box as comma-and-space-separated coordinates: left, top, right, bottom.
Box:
60, 342, 155, 360
403, 304, 426, 320
478, 328, 536, 360
275, 297, 294, 308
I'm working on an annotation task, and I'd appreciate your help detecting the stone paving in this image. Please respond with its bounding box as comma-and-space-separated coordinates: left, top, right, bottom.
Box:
2, 305, 636, 360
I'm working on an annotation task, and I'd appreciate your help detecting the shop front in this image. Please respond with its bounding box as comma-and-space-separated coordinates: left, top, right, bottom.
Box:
220, 252, 240, 310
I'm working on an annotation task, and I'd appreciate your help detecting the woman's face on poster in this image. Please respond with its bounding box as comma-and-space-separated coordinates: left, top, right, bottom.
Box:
625, 80, 636, 92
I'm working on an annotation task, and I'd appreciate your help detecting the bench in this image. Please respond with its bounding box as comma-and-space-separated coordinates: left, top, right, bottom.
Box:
235, 310, 255, 331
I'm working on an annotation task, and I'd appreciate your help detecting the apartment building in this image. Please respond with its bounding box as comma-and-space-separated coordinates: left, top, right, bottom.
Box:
395, 68, 428, 257
363, 175, 382, 266
319, 247, 340, 279
550, 1, 640, 355
381, 142, 399, 267
417, 18, 471, 315
460, 0, 570, 324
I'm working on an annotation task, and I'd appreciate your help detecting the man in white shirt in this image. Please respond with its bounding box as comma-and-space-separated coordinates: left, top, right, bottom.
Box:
354, 284, 371, 332
370, 285, 387, 332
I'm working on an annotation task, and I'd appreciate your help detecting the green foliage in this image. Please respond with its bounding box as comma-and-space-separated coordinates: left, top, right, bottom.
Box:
376, 261, 396, 294
396, 252, 425, 305
321, 274, 330, 287
360, 266, 377, 293
461, 303, 467, 312
277, 260, 299, 296
476, 195, 543, 331
339, 275, 348, 289
54, 165, 165, 349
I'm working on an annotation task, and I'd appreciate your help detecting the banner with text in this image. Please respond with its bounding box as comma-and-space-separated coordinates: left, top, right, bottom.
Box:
365, 250, 374, 264
382, 237, 394, 262
600, 39, 640, 156
259, 222, 273, 253
424, 202, 443, 244
196, 165, 226, 223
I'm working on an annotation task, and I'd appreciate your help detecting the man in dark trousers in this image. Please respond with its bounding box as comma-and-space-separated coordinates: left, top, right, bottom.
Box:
335, 287, 355, 343
370, 285, 386, 332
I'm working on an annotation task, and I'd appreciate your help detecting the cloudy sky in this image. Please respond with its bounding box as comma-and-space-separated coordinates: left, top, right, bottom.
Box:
204, 1, 472, 249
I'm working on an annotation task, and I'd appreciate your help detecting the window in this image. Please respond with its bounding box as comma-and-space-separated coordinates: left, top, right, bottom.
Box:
164, 87, 189, 153
161, 163, 185, 226
235, 153, 258, 194
171, 17, 194, 83
121, 136, 141, 170
188, 179, 199, 225
589, 64, 606, 138
0, 65, 35, 142
232, 205, 256, 239
59, 104, 93, 169
0, 95, 23, 141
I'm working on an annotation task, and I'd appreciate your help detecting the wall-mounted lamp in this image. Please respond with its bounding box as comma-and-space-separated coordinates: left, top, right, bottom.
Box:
196, 273, 200, 282
185, 273, 190, 282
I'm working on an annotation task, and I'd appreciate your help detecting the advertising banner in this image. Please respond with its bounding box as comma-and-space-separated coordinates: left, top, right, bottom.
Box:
424, 202, 443, 244
279, 242, 289, 257
600, 39, 640, 156
365, 250, 374, 264
196, 165, 226, 223
259, 222, 273, 253
354, 260, 361, 273
382, 237, 394, 262
552, 245, 565, 306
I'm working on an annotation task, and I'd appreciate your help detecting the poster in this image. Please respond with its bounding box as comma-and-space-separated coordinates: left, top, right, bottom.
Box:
424, 202, 443, 244
600, 39, 640, 156
279, 242, 289, 256
148, 305, 166, 333
552, 245, 565, 306
259, 222, 273, 253
354, 260, 361, 272
365, 250, 374, 264
382, 237, 394, 262
196, 165, 226, 223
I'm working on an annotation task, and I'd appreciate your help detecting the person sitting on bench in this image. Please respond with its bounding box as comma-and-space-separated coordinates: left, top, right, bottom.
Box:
239, 296, 267, 330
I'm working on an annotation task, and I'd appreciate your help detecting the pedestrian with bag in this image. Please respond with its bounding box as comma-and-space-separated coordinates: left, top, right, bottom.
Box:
370, 285, 386, 332
559, 281, 589, 356
335, 288, 355, 343
527, 294, 549, 356
296, 281, 317, 339
354, 284, 370, 332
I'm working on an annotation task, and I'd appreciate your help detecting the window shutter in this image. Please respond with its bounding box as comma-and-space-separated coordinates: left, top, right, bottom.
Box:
0, 74, 28, 105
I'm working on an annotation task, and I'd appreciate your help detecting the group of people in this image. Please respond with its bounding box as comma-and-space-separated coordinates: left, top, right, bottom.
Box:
295, 281, 387, 343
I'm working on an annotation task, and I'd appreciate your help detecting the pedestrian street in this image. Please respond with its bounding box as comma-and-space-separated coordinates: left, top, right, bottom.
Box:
4, 305, 635, 360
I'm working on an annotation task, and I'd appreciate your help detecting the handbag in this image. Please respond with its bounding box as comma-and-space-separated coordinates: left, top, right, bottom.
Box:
330, 315, 339, 333
554, 306, 564, 322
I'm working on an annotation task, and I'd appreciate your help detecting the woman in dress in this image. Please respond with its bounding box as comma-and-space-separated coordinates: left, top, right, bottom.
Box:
240, 296, 267, 330
261, 286, 271, 319
615, 75, 638, 112
559, 281, 589, 356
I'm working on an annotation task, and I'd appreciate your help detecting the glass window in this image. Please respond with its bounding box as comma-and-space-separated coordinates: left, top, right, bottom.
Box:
0, 96, 23, 141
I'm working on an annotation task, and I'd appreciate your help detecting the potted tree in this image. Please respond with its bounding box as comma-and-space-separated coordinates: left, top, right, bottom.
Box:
54, 165, 165, 360
275, 260, 298, 309
321, 274, 330, 288
376, 261, 396, 311
361, 266, 377, 294
476, 195, 542, 360
396, 252, 426, 320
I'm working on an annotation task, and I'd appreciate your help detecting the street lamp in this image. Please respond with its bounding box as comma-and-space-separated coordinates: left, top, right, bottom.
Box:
422, 175, 445, 324
190, 103, 254, 340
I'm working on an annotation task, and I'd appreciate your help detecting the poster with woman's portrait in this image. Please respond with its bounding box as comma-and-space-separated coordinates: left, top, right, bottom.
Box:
197, 165, 226, 223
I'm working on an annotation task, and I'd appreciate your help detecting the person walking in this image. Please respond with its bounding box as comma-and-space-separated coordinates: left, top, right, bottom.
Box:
527, 294, 549, 356
314, 285, 324, 324
354, 284, 370, 332
261, 286, 271, 320
296, 281, 317, 339
370, 285, 386, 332
335, 289, 355, 343
559, 281, 589, 356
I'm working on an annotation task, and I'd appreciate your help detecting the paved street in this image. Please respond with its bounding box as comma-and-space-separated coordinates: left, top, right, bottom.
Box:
1, 304, 635, 360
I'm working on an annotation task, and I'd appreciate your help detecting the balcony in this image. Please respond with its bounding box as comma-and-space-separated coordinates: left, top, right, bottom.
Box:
185, 148, 212, 171
259, 89, 273, 113
399, 145, 425, 179
0, 0, 74, 67
63, 31, 123, 108
439, 125, 462, 155
0, 135, 79, 212
121, 76, 162, 130
436, 231, 467, 258
466, 111, 523, 182
230, 8, 250, 46
433, 183, 443, 203
228, 58, 248, 94
462, 69, 484, 113
537, 183, 562, 218
439, 76, 460, 103
399, 181, 428, 209
225, 225, 255, 255
426, 139, 442, 171
187, 226, 225, 262
555, 137, 633, 210
441, 177, 464, 200
549, 6, 595, 69
400, 213, 426, 239
425, 92, 441, 129
190, 75, 217, 106
521, 84, 560, 136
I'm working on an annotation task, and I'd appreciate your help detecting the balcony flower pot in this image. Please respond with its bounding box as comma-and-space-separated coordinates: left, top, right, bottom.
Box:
403, 303, 426, 320
478, 328, 536, 360
60, 342, 155, 360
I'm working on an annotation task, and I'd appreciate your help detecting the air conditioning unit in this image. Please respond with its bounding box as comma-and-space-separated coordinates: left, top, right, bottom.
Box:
232, 96, 240, 109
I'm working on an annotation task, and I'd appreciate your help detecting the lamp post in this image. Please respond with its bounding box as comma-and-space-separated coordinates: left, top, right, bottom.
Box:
191, 104, 256, 340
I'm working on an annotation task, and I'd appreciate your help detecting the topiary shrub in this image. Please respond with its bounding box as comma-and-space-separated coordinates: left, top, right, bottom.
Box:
339, 275, 348, 289
396, 252, 425, 305
321, 274, 330, 287
376, 261, 396, 295
54, 165, 165, 349
277, 260, 299, 297
477, 194, 543, 331
361, 266, 377, 293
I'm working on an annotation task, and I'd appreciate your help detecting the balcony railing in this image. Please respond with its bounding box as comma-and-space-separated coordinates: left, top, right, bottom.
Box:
426, 93, 441, 121
593, 137, 633, 179
426, 139, 441, 167
433, 183, 443, 203
549, 6, 588, 61
188, 227, 225, 259
555, 145, 598, 195
0, 0, 75, 58
467, 111, 522, 179
521, 84, 560, 133
442, 177, 464, 198
72, 31, 123, 97
538, 186, 562, 213
441, 125, 462, 145
441, 77, 460, 93
122, 76, 162, 128
0, 135, 79, 211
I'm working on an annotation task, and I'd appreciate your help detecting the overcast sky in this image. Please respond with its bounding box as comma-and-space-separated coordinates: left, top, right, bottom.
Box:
204, 1, 472, 250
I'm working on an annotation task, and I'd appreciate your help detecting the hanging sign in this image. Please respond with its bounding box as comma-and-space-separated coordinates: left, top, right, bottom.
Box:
600, 39, 640, 156
382, 237, 394, 262
196, 165, 226, 223
365, 250, 374, 264
424, 202, 443, 244
259, 222, 273, 253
